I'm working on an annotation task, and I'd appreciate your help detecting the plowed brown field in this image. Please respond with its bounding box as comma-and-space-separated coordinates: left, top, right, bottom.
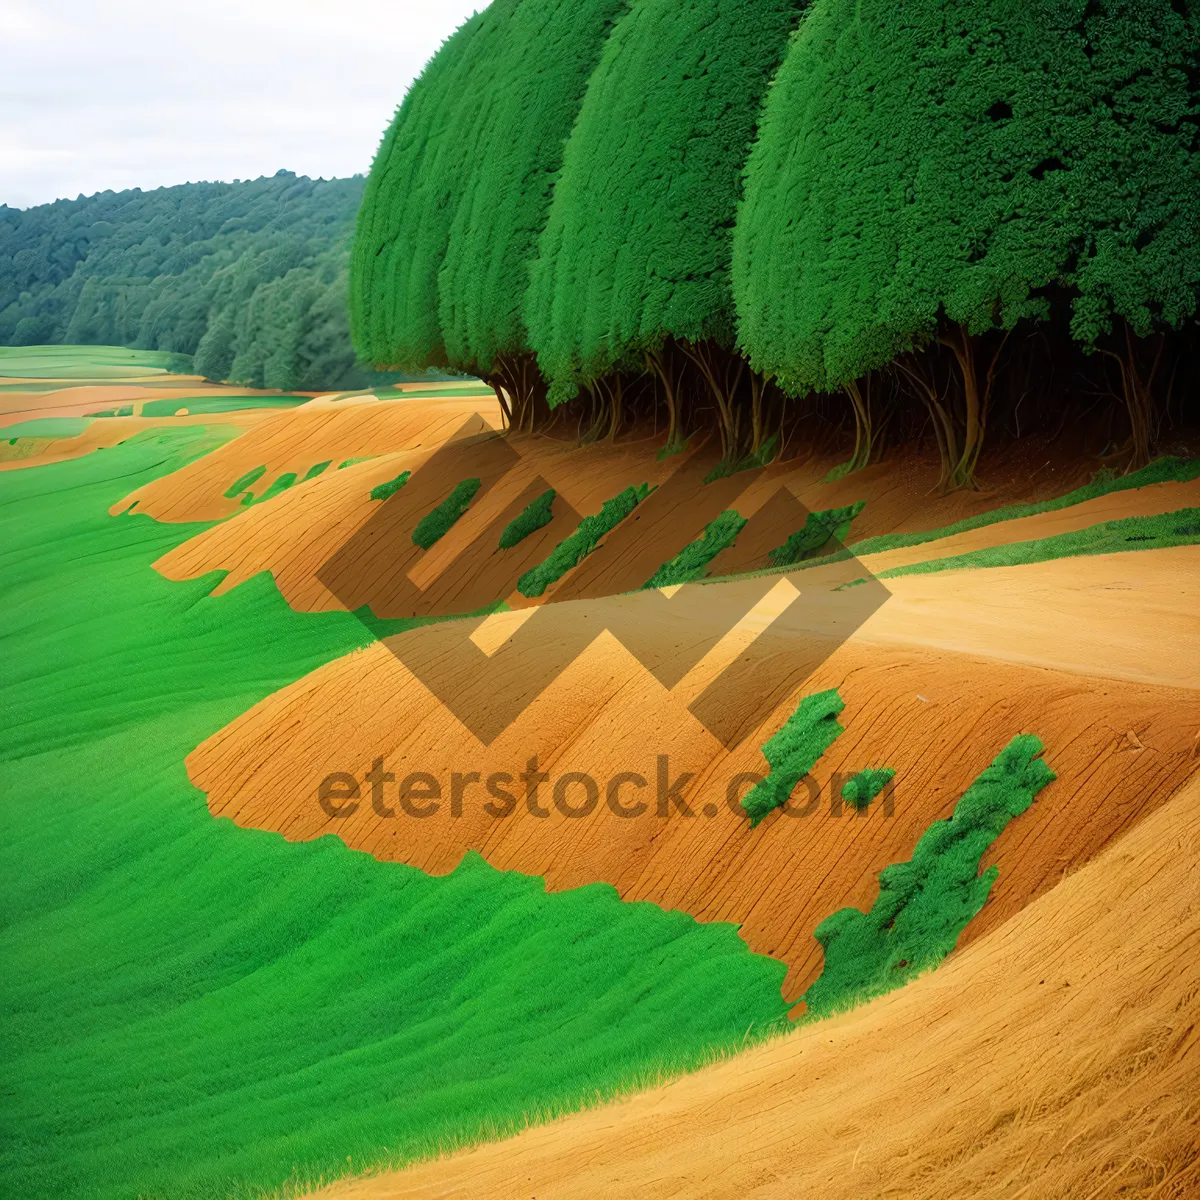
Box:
118, 396, 504, 522
189, 546, 1200, 1003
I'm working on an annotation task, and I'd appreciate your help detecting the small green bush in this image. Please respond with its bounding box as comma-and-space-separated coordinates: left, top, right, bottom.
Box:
742, 689, 845, 827
802, 735, 1055, 1020
643, 509, 747, 589
223, 464, 266, 499
768, 500, 865, 568
841, 767, 895, 810
370, 470, 412, 502
518, 483, 652, 598
412, 478, 482, 549
499, 488, 556, 549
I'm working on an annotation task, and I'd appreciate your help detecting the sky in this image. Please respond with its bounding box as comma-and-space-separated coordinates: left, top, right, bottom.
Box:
0, 0, 482, 209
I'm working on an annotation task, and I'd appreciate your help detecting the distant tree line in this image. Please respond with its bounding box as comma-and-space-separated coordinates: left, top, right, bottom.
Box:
0, 171, 417, 391
354, 0, 1199, 484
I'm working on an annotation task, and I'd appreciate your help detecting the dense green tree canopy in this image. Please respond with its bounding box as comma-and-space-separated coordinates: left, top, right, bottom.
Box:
350, 9, 500, 373
526, 0, 804, 402
0, 173, 401, 391
436, 0, 630, 377
733, 0, 1200, 396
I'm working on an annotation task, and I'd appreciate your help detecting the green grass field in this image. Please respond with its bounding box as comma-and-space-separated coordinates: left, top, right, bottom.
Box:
0, 345, 194, 380
0, 428, 790, 1199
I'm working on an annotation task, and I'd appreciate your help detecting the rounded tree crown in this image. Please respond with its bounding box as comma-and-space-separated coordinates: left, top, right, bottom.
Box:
734, 0, 1200, 394
527, 0, 806, 402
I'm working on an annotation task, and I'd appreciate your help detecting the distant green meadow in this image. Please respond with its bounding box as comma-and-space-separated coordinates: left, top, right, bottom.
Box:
0, 345, 194, 379
0, 427, 790, 1200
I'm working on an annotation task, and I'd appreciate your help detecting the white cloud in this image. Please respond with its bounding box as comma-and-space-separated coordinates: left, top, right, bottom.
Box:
0, 0, 482, 208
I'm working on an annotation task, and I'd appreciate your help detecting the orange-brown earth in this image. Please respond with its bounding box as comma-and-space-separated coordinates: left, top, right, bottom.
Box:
309, 768, 1200, 1200
115, 395, 504, 522
0, 380, 310, 429
190, 544, 1200, 1004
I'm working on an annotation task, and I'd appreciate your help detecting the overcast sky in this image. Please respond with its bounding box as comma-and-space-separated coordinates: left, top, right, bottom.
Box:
0, 0, 482, 209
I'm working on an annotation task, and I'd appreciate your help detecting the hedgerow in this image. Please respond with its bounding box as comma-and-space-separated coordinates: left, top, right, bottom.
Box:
498, 489, 556, 549
412, 478, 482, 549
518, 483, 652, 597
742, 689, 845, 827
353, 1, 1198, 479
801, 735, 1055, 1019
643, 509, 747, 589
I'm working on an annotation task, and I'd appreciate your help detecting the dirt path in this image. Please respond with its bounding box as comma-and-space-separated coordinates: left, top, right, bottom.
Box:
309, 769, 1200, 1200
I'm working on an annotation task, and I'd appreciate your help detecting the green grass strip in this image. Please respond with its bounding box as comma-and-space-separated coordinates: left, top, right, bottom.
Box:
223, 464, 266, 498
518, 483, 653, 598
877, 507, 1200, 580
768, 500, 865, 568
841, 767, 895, 810
499, 488, 556, 549
743, 689, 845, 827
412, 478, 482, 549
369, 470, 412, 502
87, 405, 134, 418
338, 456, 374, 469
801, 735, 1055, 1020
302, 460, 332, 481
643, 509, 747, 589
706, 455, 1199, 584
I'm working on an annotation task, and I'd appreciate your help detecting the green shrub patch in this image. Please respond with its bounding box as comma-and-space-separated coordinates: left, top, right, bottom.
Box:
518, 483, 653, 598
499, 488, 556, 549
801, 735, 1055, 1019
643, 509, 747, 589
412, 478, 482, 548
768, 500, 865, 568
742, 689, 846, 827
370, 470, 412, 502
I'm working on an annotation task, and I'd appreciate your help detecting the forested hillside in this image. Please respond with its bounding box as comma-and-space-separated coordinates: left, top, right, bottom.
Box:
0, 172, 412, 391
